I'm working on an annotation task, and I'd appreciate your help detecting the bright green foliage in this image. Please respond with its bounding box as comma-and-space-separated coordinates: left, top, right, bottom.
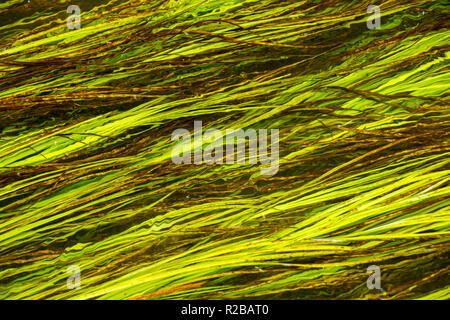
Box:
0, 0, 448, 299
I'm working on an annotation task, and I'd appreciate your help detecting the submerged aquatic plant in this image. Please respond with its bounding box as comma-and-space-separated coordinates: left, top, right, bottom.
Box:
0, 0, 448, 299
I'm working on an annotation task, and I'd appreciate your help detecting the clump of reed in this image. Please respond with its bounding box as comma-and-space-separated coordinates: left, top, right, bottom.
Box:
0, 0, 448, 299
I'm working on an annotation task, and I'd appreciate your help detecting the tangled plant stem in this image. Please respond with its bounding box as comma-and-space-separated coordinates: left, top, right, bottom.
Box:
0, 0, 448, 299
